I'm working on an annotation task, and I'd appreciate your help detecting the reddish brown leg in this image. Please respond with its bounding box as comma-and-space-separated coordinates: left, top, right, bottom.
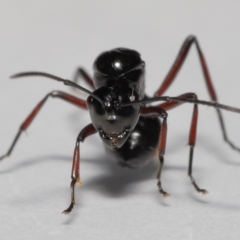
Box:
140, 107, 169, 197
154, 35, 215, 98
62, 124, 97, 214
73, 68, 95, 90
154, 35, 240, 152
188, 102, 207, 194
158, 93, 207, 194
0, 91, 87, 161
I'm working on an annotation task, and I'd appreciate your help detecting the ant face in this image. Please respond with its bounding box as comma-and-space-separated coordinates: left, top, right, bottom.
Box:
87, 85, 140, 149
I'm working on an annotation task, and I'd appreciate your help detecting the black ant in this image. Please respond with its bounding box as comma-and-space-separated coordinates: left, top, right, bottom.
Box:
1, 35, 240, 214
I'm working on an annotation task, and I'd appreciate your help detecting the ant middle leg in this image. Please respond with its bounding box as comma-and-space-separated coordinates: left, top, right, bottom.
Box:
140, 107, 169, 197
0, 91, 87, 161
158, 93, 207, 194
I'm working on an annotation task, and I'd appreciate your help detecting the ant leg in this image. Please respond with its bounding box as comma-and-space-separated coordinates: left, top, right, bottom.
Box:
140, 107, 169, 197
157, 118, 169, 197
159, 93, 207, 194
154, 36, 215, 97
154, 35, 239, 151
0, 91, 87, 161
62, 124, 96, 214
188, 101, 207, 194
73, 68, 95, 90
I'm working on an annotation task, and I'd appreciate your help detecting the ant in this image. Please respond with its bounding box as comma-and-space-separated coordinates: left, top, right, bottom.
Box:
1, 35, 240, 214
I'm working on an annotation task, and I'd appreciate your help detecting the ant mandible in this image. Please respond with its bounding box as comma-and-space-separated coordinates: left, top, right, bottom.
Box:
1, 35, 240, 214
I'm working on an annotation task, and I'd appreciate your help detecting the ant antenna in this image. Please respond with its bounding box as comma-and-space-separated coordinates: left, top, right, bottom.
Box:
121, 95, 240, 114
10, 71, 104, 107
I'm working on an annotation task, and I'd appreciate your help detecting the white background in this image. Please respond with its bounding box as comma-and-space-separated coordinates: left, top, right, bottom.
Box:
0, 1, 240, 239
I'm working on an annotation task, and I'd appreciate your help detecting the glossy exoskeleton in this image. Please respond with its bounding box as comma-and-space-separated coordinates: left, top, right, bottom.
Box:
88, 48, 161, 168
1, 36, 240, 214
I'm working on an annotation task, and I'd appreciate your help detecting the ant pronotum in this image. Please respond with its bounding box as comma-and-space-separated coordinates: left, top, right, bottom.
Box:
1, 35, 240, 214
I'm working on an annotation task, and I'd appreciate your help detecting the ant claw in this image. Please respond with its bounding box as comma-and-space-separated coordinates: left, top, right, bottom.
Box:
62, 203, 74, 215
62, 210, 70, 215
159, 189, 170, 197
199, 189, 208, 195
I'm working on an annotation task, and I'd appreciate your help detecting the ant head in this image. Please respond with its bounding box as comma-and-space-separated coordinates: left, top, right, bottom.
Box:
87, 84, 140, 149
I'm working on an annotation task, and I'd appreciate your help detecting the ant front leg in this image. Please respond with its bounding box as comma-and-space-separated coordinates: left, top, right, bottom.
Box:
73, 68, 95, 90
0, 91, 87, 161
62, 124, 96, 214
159, 93, 207, 194
155, 35, 240, 152
140, 107, 169, 197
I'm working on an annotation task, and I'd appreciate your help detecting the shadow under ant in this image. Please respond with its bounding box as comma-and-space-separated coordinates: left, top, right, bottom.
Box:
1, 130, 240, 219
1, 151, 240, 221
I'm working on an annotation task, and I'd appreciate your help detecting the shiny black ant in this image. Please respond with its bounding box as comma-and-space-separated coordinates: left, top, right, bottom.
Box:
1, 35, 240, 214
